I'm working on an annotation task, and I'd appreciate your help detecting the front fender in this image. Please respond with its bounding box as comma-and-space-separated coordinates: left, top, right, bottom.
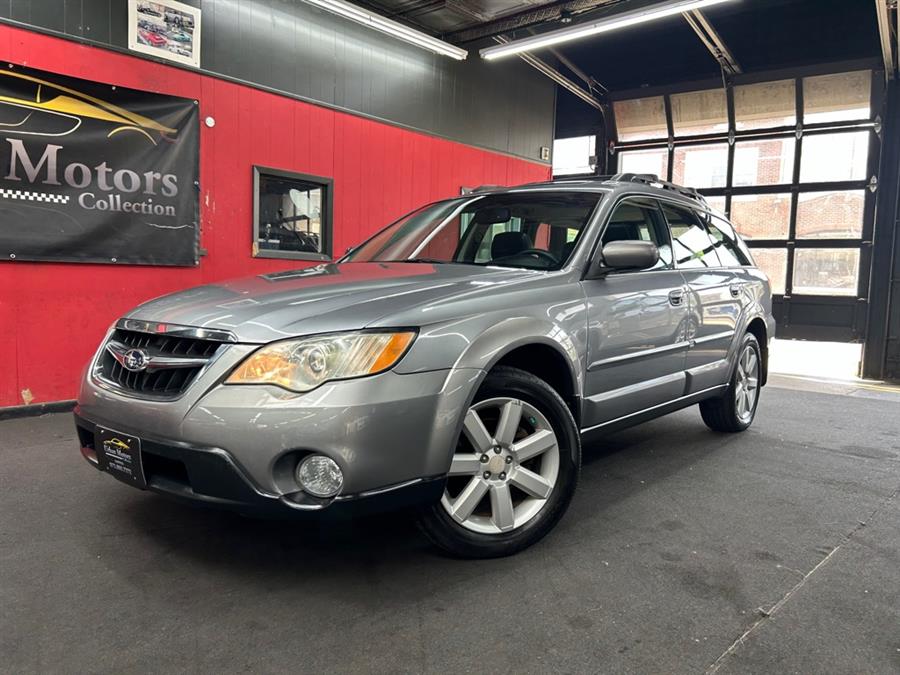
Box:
402, 313, 585, 473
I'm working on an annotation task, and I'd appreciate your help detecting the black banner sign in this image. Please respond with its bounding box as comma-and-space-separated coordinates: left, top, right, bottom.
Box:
0, 64, 199, 266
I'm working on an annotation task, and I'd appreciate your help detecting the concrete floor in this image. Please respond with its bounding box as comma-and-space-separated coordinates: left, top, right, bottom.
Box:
2, 383, 899, 674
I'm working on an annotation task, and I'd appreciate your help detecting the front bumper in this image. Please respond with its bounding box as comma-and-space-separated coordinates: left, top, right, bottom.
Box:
75, 413, 446, 516
76, 356, 483, 515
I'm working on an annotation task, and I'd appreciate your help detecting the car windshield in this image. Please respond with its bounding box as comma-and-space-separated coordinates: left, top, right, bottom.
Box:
342, 191, 603, 270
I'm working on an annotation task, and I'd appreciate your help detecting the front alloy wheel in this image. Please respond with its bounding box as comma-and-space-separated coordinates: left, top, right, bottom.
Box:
441, 397, 560, 534
417, 366, 580, 558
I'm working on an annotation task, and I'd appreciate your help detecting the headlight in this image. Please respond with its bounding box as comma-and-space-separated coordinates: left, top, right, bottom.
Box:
226, 331, 416, 392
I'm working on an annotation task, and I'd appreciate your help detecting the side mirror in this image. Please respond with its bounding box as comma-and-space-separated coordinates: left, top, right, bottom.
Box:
589, 240, 659, 277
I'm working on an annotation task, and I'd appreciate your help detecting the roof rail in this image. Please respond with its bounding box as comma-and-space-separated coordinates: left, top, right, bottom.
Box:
608, 173, 708, 205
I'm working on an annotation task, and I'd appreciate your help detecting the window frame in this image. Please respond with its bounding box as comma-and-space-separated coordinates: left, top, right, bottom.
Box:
252, 165, 334, 262
592, 196, 675, 274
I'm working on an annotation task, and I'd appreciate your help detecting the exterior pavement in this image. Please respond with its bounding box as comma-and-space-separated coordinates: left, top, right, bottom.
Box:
1, 383, 899, 674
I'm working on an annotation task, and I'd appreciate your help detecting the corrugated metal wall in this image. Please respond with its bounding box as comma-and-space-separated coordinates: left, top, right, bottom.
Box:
0, 0, 554, 162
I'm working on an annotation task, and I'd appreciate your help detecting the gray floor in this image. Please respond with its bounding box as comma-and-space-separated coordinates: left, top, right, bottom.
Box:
1, 383, 899, 674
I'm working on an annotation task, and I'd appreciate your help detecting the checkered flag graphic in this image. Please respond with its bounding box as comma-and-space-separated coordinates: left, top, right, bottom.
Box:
0, 188, 70, 204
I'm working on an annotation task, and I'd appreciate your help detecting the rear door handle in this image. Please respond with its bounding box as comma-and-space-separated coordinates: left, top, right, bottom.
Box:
668, 289, 684, 306
729, 283, 742, 298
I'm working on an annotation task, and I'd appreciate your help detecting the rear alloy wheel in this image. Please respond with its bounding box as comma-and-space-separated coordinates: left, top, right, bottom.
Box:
734, 344, 760, 423
417, 366, 580, 558
700, 332, 762, 432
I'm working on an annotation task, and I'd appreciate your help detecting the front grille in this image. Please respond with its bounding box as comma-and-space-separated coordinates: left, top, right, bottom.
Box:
96, 328, 224, 398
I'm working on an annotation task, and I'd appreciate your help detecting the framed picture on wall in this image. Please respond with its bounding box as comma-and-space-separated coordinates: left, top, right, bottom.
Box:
128, 0, 201, 69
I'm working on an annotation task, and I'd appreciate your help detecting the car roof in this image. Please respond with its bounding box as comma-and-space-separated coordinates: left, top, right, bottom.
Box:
468, 174, 722, 217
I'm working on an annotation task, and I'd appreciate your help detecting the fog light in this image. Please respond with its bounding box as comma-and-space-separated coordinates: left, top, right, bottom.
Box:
296, 455, 343, 498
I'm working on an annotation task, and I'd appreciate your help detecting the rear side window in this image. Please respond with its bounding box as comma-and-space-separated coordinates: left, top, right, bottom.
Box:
601, 199, 673, 270
661, 203, 722, 268
704, 213, 753, 266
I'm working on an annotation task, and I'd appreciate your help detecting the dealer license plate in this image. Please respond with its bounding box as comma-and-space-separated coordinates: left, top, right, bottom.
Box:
95, 427, 147, 489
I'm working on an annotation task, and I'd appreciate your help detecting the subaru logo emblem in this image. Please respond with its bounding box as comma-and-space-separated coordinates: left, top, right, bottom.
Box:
122, 348, 150, 372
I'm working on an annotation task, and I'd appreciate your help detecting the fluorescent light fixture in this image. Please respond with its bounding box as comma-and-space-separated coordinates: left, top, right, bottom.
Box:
480, 0, 735, 60
300, 0, 468, 60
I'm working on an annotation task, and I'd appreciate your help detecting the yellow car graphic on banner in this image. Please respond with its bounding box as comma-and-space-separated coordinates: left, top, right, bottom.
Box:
0, 70, 177, 144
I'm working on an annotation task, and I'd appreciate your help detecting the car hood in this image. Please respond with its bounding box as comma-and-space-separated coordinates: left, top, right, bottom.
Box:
125, 262, 542, 343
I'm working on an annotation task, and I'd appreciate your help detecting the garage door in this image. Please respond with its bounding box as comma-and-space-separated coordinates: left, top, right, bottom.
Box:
614, 68, 882, 342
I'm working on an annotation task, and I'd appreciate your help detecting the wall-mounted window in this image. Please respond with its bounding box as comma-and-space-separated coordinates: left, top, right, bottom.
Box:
552, 136, 596, 176
253, 167, 333, 261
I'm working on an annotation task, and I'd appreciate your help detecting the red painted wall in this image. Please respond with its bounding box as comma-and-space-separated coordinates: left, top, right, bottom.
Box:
0, 25, 550, 408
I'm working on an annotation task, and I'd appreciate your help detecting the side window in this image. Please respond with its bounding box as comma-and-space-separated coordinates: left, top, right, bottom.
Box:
601, 199, 673, 270
661, 203, 722, 268
707, 214, 753, 266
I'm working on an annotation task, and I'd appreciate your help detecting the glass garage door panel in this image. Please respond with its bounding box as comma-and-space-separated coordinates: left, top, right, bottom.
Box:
750, 248, 787, 295
618, 148, 669, 179
731, 193, 791, 240
792, 248, 860, 296
614, 96, 667, 142
733, 138, 795, 186
734, 79, 797, 130
803, 70, 871, 124
796, 190, 865, 239
671, 89, 728, 137
704, 195, 726, 214
672, 143, 729, 189
611, 69, 876, 342
799, 131, 869, 183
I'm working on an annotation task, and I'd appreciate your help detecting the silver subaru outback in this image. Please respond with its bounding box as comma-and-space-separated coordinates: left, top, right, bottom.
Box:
75, 174, 774, 558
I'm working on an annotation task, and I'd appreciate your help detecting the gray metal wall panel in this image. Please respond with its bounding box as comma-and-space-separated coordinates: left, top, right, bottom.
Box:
10, 0, 30, 23
62, 0, 82, 35
14, 0, 553, 161
30, 0, 65, 33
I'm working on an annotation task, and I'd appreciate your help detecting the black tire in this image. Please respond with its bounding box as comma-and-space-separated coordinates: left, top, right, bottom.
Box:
416, 366, 581, 558
699, 332, 762, 433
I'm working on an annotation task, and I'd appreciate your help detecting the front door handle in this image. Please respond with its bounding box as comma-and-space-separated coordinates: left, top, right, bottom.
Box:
668, 289, 684, 307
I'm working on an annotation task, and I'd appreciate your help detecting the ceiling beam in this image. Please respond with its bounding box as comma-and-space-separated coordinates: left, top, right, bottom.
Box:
492, 36, 605, 111
682, 9, 741, 75
875, 0, 895, 80
448, 0, 625, 44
